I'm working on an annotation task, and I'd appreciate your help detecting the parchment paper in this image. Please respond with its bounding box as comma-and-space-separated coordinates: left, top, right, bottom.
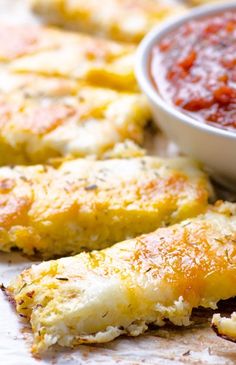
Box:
1, 1, 236, 364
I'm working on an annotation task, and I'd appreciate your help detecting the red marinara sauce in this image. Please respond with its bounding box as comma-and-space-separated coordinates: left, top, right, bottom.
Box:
151, 12, 236, 131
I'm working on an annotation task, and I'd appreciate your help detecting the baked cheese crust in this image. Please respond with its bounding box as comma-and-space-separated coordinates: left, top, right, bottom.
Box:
0, 25, 147, 163
0, 25, 136, 91
0, 78, 150, 165
0, 157, 211, 257
30, 0, 186, 43
6, 202, 236, 353
212, 313, 236, 343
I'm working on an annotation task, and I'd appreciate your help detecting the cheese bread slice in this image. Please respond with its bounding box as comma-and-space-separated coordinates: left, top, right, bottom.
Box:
212, 313, 236, 343
6, 201, 236, 353
0, 82, 150, 165
30, 0, 186, 43
0, 25, 136, 91
0, 157, 211, 258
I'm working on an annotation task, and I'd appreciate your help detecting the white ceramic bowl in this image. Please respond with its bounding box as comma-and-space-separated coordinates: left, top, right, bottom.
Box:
136, 2, 236, 190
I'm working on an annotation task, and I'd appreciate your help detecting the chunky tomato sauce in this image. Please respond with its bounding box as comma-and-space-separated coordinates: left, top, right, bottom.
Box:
151, 11, 236, 131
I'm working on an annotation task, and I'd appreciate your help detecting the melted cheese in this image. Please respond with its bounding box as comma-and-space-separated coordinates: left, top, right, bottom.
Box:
0, 157, 211, 257
212, 313, 236, 343
0, 79, 150, 165
0, 71, 79, 97
0, 25, 137, 91
0, 23, 149, 164
0, 25, 148, 163
7, 202, 236, 353
30, 0, 186, 43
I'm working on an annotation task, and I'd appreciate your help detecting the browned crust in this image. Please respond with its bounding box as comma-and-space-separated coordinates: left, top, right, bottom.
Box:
212, 322, 236, 344
0, 283, 16, 307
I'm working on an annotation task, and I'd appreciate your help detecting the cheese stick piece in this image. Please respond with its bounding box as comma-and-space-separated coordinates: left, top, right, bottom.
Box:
30, 0, 186, 43
6, 202, 236, 353
0, 25, 136, 91
0, 83, 150, 165
212, 313, 236, 343
0, 157, 211, 258
0, 25, 137, 91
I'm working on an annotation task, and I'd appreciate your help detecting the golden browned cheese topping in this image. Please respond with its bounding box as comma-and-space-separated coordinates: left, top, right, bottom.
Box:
0, 80, 150, 164
0, 195, 31, 228
0, 25, 136, 91
133, 221, 235, 304
0, 97, 75, 134
0, 24, 147, 163
17, 104, 76, 135
5, 202, 236, 353
0, 176, 32, 229
0, 157, 211, 257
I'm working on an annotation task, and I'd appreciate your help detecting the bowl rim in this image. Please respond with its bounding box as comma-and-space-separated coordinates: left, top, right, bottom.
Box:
135, 1, 236, 141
